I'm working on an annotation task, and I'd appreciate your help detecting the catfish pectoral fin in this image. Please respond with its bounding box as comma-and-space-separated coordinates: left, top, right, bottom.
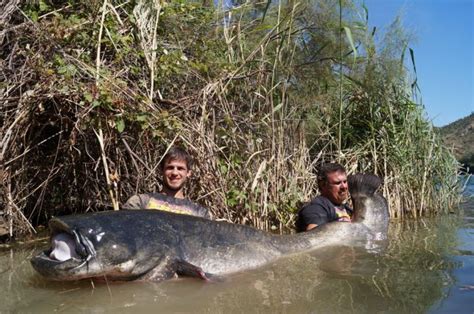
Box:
137, 257, 179, 282
176, 260, 213, 281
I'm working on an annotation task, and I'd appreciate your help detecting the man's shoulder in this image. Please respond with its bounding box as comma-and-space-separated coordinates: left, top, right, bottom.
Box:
123, 193, 151, 209
305, 195, 333, 209
297, 196, 328, 217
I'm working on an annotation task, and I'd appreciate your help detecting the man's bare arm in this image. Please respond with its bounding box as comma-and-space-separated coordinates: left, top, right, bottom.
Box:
306, 223, 318, 231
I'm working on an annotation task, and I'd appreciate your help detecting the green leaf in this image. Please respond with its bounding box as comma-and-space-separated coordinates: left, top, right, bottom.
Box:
136, 114, 148, 122
116, 119, 125, 133
362, 3, 369, 24
39, 0, 50, 12
57, 66, 68, 74
30, 11, 38, 22
343, 26, 357, 64
409, 48, 417, 75
220, 163, 228, 175
84, 92, 93, 102
272, 102, 283, 113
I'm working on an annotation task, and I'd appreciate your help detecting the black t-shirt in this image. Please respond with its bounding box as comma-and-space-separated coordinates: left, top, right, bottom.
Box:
295, 195, 352, 232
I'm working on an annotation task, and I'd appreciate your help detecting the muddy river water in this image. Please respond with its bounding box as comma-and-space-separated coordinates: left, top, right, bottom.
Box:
1, 180, 473, 313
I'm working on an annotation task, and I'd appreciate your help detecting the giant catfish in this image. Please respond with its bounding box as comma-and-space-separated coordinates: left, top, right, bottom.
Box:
31, 173, 389, 281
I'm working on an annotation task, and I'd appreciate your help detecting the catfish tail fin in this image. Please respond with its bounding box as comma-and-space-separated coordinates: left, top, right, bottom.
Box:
348, 173, 382, 197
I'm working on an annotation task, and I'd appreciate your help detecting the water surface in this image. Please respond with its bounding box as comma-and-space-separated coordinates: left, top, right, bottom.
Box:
1, 181, 473, 313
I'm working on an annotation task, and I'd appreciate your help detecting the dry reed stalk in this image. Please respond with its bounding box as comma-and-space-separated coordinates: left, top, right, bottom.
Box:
96, 0, 108, 83
6, 182, 36, 235
133, 0, 162, 102
419, 132, 434, 216
94, 128, 119, 211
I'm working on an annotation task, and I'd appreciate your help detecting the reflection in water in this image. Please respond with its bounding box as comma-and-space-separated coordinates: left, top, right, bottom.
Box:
1, 198, 473, 313
430, 194, 474, 313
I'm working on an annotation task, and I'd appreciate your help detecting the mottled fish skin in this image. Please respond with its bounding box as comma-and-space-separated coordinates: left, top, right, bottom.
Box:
31, 173, 389, 282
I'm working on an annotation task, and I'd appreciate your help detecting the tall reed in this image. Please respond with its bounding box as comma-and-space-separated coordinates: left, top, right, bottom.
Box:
0, 0, 462, 237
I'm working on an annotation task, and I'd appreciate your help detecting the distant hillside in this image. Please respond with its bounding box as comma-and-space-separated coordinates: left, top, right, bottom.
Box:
438, 113, 474, 172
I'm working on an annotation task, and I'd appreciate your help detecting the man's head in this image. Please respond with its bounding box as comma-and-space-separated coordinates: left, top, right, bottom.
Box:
160, 147, 193, 198
317, 163, 348, 205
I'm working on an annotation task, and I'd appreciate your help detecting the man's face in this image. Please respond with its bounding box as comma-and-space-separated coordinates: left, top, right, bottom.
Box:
162, 158, 191, 191
320, 170, 348, 205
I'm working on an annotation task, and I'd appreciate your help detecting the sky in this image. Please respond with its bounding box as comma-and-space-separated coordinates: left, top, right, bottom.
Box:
364, 0, 474, 127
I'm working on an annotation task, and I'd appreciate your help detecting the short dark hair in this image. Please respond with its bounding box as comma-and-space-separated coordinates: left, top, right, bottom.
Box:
317, 163, 346, 187
160, 146, 193, 170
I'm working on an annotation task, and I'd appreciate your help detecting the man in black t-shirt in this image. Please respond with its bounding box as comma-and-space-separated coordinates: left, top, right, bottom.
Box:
296, 163, 352, 232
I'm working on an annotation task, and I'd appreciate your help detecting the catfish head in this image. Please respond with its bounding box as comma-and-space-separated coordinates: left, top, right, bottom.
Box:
31, 215, 140, 281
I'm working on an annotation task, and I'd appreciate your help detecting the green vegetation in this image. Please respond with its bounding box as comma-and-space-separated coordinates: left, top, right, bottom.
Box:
0, 0, 462, 237
438, 113, 474, 172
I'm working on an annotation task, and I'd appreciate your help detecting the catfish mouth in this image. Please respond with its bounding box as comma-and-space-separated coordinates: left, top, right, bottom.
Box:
31, 219, 96, 274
